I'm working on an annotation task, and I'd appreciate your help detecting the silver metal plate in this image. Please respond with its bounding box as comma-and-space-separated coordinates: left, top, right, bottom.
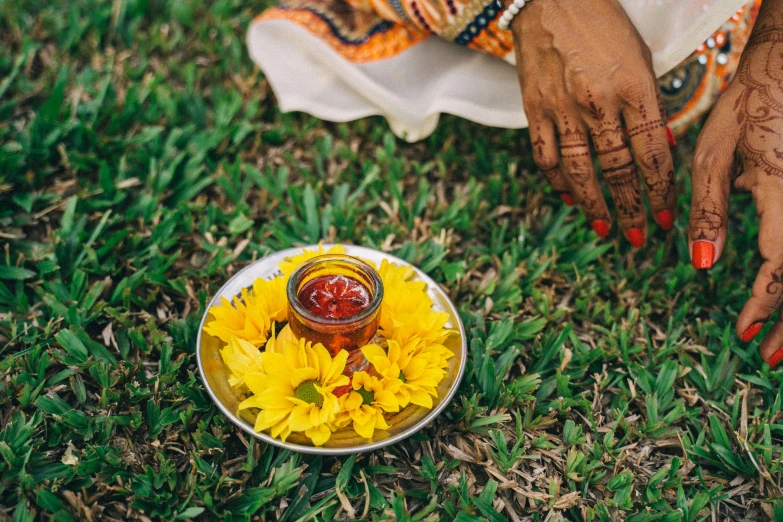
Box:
196, 245, 467, 455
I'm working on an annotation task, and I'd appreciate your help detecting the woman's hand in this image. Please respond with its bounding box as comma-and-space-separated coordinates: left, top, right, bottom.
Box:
688, 5, 783, 368
510, 0, 677, 246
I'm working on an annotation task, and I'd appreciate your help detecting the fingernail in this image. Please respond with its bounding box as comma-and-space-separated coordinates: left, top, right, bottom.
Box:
626, 228, 645, 248
665, 125, 677, 147
560, 193, 575, 207
741, 322, 764, 343
692, 241, 715, 270
770, 347, 783, 368
656, 209, 674, 231
591, 220, 610, 238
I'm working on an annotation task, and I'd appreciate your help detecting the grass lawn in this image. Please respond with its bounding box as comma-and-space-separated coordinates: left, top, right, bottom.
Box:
2, 0, 782, 520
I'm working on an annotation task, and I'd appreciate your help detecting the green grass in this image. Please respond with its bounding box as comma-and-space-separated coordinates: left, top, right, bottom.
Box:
1, 0, 782, 520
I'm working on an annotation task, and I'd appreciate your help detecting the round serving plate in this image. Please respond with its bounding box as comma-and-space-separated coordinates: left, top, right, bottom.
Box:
197, 244, 468, 455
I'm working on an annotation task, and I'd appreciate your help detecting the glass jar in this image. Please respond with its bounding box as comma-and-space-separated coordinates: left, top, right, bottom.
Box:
287, 254, 383, 371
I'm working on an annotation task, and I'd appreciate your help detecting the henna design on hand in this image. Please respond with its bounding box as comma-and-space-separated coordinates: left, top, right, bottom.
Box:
768, 262, 783, 308
602, 160, 642, 219
584, 90, 606, 122
691, 175, 725, 241
735, 27, 783, 180
628, 119, 664, 139
593, 123, 625, 156
646, 169, 675, 202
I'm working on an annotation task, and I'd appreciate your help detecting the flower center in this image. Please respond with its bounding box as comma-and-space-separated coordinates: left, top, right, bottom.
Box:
357, 387, 375, 405
294, 380, 324, 407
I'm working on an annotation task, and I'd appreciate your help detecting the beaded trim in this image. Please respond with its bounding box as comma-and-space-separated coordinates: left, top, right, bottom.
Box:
453, 2, 501, 45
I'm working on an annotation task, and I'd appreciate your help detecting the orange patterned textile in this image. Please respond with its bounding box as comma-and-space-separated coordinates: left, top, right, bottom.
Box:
251, 0, 761, 139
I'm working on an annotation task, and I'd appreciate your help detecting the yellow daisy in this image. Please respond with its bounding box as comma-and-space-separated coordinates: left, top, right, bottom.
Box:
377, 259, 424, 291
238, 338, 349, 446
264, 323, 298, 354
220, 336, 265, 387
384, 306, 452, 347
337, 371, 399, 439
204, 275, 288, 347
278, 243, 347, 277
377, 260, 453, 346
417, 340, 454, 370
362, 340, 444, 409
395, 336, 454, 371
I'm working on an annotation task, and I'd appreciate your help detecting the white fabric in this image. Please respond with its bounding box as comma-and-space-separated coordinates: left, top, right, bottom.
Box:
249, 0, 750, 142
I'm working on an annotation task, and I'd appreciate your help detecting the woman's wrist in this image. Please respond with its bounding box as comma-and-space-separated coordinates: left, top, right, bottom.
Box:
498, 0, 534, 30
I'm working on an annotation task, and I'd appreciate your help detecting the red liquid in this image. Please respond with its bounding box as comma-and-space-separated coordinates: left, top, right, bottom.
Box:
297, 275, 371, 319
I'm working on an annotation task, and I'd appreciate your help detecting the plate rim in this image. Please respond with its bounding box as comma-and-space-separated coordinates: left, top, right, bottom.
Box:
196, 244, 468, 455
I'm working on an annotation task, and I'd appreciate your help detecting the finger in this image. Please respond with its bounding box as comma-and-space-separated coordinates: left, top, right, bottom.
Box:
757, 320, 783, 369
656, 87, 678, 148
736, 182, 783, 344
555, 112, 612, 238
623, 82, 678, 231
529, 118, 574, 206
688, 103, 738, 270
582, 103, 646, 246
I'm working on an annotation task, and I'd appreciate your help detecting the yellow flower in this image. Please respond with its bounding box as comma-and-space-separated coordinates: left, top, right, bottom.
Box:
384, 306, 452, 347
220, 336, 264, 387
362, 340, 444, 409
264, 323, 298, 354
377, 259, 423, 290
377, 260, 453, 346
204, 275, 288, 347
278, 243, 347, 277
337, 371, 399, 439
238, 338, 349, 446
417, 340, 454, 370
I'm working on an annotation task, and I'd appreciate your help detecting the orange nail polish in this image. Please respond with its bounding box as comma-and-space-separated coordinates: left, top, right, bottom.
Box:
626, 228, 645, 248
741, 323, 764, 343
665, 125, 677, 147
560, 193, 575, 207
591, 220, 610, 238
692, 241, 715, 269
770, 347, 783, 368
656, 209, 674, 231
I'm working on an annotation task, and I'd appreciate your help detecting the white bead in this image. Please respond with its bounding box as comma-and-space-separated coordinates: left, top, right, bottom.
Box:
498, 0, 530, 31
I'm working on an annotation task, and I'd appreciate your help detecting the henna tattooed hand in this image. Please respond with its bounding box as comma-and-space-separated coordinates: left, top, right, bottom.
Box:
509, 0, 677, 247
688, 2, 783, 368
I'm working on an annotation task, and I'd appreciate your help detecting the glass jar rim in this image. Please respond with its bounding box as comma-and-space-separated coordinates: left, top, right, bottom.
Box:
286, 254, 384, 326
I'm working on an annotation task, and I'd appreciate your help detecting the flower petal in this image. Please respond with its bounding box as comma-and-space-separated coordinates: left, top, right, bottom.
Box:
289, 405, 315, 431
291, 367, 319, 388
374, 390, 400, 413
306, 424, 332, 446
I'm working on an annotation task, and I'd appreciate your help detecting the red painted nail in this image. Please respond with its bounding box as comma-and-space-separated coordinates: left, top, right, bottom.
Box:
692, 241, 715, 270
656, 209, 674, 231
626, 228, 645, 248
591, 220, 610, 238
665, 125, 677, 147
741, 323, 764, 343
770, 347, 783, 368
560, 193, 575, 207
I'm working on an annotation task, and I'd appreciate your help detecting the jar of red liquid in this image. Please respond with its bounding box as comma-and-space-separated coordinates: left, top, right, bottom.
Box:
287, 254, 383, 373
